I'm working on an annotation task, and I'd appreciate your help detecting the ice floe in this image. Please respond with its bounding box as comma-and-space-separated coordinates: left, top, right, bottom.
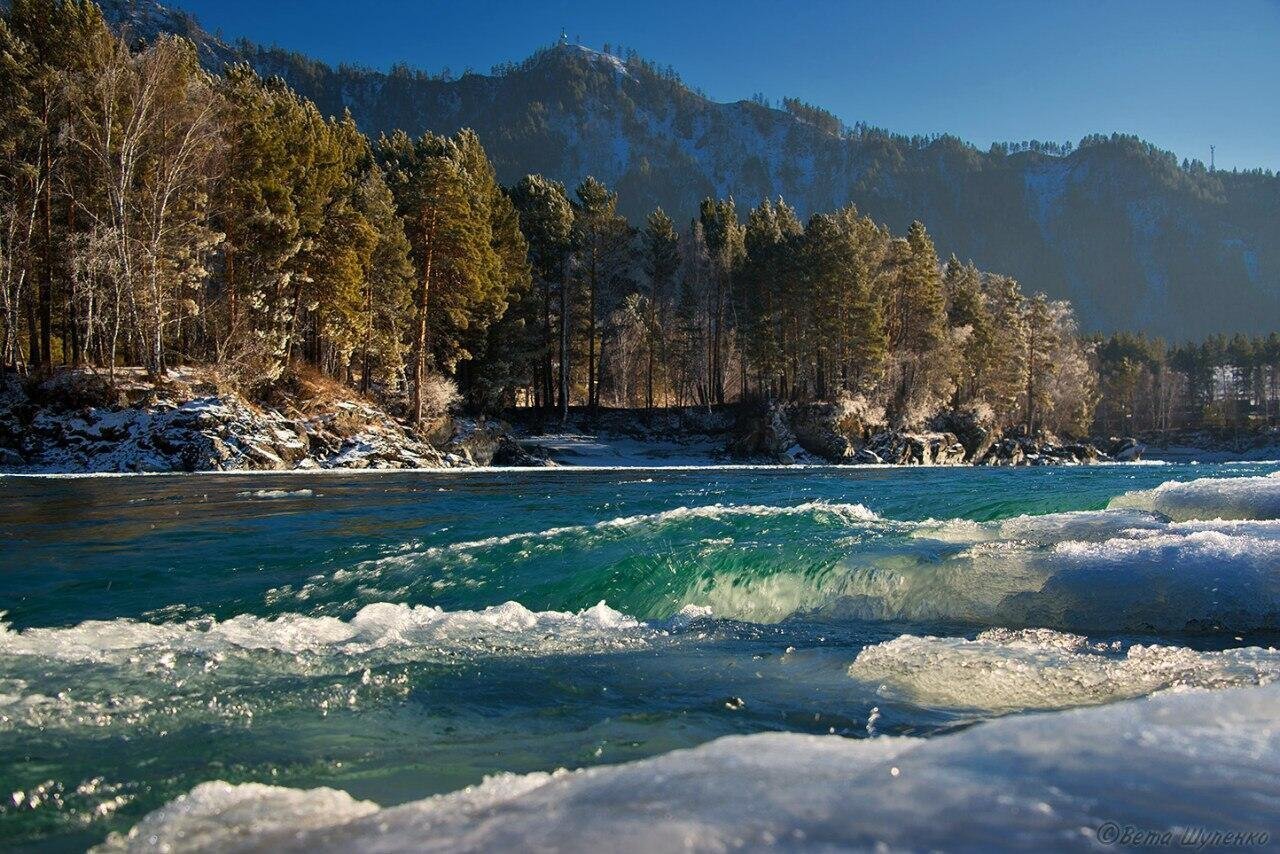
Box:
95, 683, 1280, 852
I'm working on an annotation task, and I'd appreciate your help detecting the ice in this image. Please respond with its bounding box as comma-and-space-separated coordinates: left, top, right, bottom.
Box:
1110, 474, 1280, 520
237, 489, 315, 499
96, 683, 1280, 852
850, 628, 1280, 712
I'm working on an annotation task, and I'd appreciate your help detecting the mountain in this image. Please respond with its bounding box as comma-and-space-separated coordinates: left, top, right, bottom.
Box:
87, 1, 1280, 338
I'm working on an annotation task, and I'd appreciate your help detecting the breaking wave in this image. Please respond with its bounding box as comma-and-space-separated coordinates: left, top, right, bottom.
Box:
95, 683, 1280, 853
275, 478, 1280, 633
822, 514, 1280, 633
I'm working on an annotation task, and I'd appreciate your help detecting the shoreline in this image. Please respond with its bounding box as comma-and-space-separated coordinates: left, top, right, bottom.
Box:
0, 457, 1209, 478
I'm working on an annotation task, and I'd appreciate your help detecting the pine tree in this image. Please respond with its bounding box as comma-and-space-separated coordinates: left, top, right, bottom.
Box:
573, 176, 632, 414
353, 164, 414, 394
983, 274, 1029, 424
641, 207, 679, 409
510, 174, 574, 419
377, 131, 486, 425
6, 0, 107, 369
0, 15, 38, 374
697, 197, 744, 404
943, 256, 991, 405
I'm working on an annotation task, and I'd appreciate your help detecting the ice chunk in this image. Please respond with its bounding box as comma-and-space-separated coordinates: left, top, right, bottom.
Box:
96, 683, 1280, 852
850, 629, 1280, 712
1110, 474, 1280, 521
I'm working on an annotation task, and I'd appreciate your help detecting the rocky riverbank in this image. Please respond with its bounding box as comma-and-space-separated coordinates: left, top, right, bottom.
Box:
1137, 427, 1280, 463
1, 372, 1163, 474
0, 369, 548, 474
725, 400, 1146, 466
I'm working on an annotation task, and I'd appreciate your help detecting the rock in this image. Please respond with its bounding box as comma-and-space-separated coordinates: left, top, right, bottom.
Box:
492, 435, 554, 467
0, 447, 24, 467
30, 371, 126, 411
1062, 443, 1102, 464
728, 403, 796, 459
789, 402, 856, 462
930, 408, 996, 462
978, 437, 1025, 467
1113, 439, 1145, 462
853, 448, 882, 464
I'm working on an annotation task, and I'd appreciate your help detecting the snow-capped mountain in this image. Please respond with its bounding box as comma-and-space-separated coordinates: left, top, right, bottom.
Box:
85, 1, 1280, 337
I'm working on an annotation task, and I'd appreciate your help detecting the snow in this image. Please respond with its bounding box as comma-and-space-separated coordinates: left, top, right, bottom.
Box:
524, 432, 724, 467
96, 682, 1280, 852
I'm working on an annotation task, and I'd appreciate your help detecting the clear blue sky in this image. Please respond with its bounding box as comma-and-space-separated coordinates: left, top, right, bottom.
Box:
177, 0, 1279, 171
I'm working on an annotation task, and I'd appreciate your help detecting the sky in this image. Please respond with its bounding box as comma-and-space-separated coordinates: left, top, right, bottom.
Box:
176, 0, 1280, 172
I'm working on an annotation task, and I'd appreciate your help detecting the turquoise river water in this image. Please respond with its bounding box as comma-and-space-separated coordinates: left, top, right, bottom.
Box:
2, 462, 1280, 851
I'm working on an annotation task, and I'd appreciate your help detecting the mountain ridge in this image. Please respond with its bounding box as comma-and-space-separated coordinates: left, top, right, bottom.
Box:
89, 0, 1280, 339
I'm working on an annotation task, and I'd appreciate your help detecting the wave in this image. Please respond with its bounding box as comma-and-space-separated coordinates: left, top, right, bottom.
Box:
273, 501, 886, 623
94, 682, 1280, 853
823, 514, 1280, 633
289, 483, 1280, 632
1109, 472, 1280, 520
0, 601, 680, 734
418, 500, 881, 557
849, 628, 1280, 712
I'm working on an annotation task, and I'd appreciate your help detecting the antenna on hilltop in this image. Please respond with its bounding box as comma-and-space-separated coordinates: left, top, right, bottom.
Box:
559, 27, 568, 46
1210, 145, 1216, 173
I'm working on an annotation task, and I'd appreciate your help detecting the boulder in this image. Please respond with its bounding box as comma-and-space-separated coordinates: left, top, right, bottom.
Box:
789, 402, 856, 462
978, 437, 1026, 467
1108, 437, 1146, 462
444, 418, 506, 466
728, 403, 796, 459
930, 408, 996, 462
492, 435, 554, 467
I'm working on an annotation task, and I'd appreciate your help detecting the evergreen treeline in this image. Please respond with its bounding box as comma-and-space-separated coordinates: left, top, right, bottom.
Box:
0, 0, 1117, 438
1094, 333, 1280, 434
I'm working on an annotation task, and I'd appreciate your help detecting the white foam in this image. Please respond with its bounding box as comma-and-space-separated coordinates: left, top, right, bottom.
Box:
1110, 474, 1280, 521
0, 601, 647, 665
850, 629, 1280, 712
96, 683, 1280, 852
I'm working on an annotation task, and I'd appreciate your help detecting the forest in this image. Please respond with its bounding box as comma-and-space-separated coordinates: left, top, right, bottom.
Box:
0, 0, 1274, 440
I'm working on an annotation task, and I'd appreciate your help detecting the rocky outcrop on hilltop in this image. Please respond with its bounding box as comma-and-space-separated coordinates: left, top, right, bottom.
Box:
0, 370, 541, 473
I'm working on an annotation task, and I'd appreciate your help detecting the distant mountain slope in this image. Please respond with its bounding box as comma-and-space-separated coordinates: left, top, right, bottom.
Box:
93, 0, 1280, 338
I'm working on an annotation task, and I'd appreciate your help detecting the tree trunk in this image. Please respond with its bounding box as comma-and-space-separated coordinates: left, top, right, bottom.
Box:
587, 251, 597, 414
559, 256, 569, 425
412, 207, 437, 426
38, 126, 53, 369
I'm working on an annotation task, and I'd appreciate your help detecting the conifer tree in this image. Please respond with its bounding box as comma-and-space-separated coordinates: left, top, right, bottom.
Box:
377, 131, 485, 424
697, 197, 744, 403
641, 207, 679, 409
573, 176, 632, 414
510, 174, 574, 419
